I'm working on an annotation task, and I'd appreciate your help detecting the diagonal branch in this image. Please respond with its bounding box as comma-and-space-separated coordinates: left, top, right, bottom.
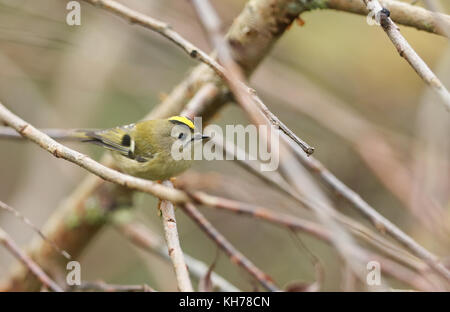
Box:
363, 0, 450, 111
0, 227, 63, 292
0, 200, 71, 260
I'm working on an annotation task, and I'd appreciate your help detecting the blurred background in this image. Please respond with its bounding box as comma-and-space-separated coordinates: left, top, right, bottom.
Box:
0, 0, 449, 291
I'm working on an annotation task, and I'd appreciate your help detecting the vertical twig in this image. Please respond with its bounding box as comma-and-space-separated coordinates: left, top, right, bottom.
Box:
159, 180, 193, 292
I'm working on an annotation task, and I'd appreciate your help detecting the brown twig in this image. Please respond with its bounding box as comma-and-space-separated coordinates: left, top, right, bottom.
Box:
0, 227, 63, 292
181, 202, 280, 291
363, 0, 450, 111
115, 218, 240, 292
158, 180, 193, 292
194, 182, 444, 287
0, 200, 71, 260
293, 144, 450, 282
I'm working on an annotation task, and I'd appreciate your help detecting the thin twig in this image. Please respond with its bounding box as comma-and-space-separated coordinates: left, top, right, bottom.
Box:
251, 94, 315, 155
363, 0, 450, 111
181, 203, 280, 291
0, 200, 71, 260
327, 0, 450, 37
115, 218, 240, 292
158, 180, 193, 292
293, 143, 450, 282
0, 227, 63, 292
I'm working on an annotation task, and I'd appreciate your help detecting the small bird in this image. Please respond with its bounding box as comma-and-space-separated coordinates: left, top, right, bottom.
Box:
75, 116, 208, 181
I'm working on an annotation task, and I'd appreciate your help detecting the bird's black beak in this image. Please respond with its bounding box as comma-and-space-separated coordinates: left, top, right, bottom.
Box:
192, 133, 210, 141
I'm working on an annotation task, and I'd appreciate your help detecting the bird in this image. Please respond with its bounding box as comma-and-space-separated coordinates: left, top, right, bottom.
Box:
74, 116, 208, 181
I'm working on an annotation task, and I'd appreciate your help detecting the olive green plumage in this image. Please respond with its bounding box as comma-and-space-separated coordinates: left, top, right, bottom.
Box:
75, 116, 207, 181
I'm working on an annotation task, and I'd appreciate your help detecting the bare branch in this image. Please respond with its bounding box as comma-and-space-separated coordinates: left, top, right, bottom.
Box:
0, 200, 71, 260
0, 227, 63, 292
293, 144, 450, 282
159, 180, 193, 292
327, 0, 450, 37
363, 0, 450, 111
181, 203, 280, 291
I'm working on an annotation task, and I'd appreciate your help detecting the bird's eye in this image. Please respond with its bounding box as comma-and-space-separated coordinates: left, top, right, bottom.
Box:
178, 133, 185, 139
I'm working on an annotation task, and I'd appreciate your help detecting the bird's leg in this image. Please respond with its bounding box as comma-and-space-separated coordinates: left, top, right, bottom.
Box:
156, 180, 163, 217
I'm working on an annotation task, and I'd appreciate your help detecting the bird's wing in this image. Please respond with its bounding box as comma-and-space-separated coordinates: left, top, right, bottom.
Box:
76, 124, 136, 158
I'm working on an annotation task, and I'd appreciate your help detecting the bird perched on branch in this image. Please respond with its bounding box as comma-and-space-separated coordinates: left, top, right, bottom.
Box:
74, 116, 209, 181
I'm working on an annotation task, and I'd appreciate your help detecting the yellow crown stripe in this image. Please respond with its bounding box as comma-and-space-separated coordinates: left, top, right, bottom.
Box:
168, 116, 195, 130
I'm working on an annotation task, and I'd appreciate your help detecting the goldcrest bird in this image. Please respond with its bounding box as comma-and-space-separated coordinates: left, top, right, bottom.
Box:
75, 116, 208, 181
